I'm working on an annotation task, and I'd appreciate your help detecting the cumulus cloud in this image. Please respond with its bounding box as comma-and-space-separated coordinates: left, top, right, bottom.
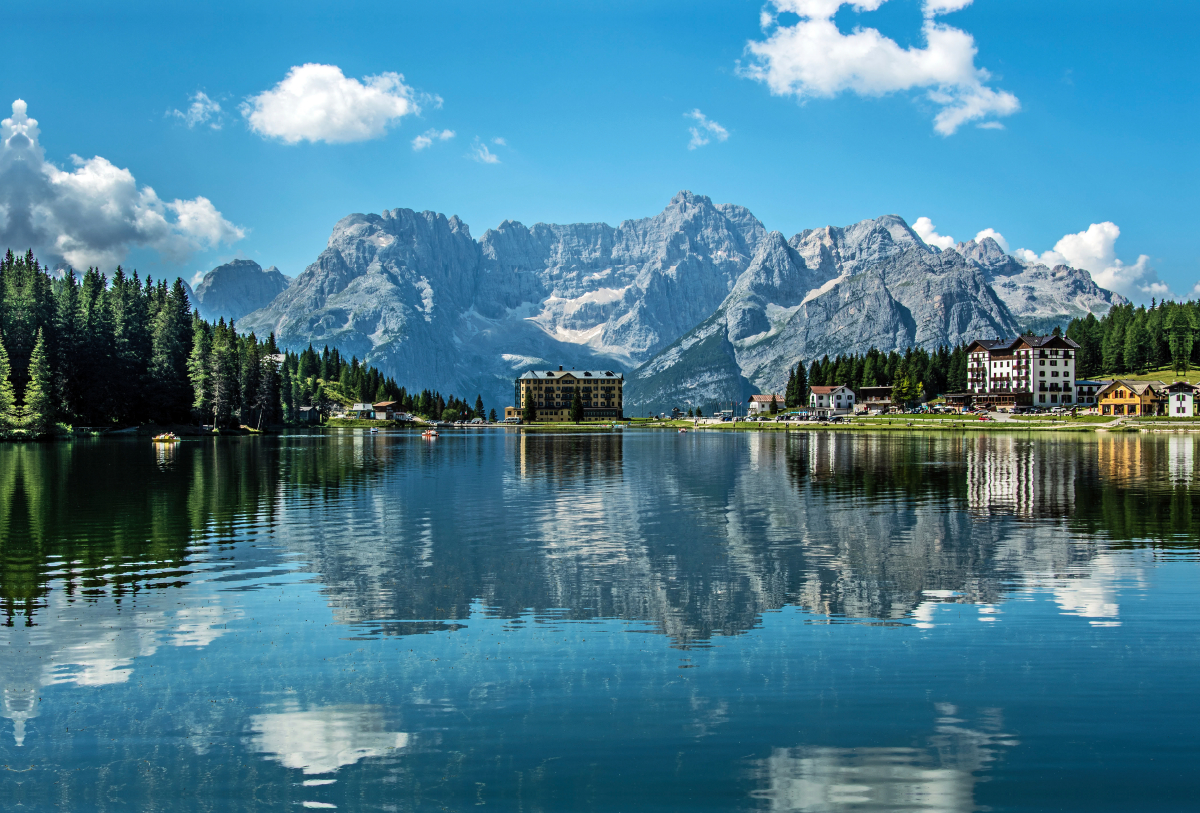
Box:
974, 227, 1008, 252
411, 128, 455, 151
468, 137, 501, 164
913, 216, 955, 250
686, 109, 729, 150
744, 0, 1018, 135
242, 64, 419, 144
170, 92, 222, 129
492, 137, 507, 147
1014, 222, 1163, 299
0, 99, 244, 270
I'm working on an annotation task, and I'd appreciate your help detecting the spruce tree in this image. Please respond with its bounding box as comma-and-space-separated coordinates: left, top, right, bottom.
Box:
570, 390, 584, 423
22, 329, 54, 435
522, 389, 537, 423
0, 335, 18, 430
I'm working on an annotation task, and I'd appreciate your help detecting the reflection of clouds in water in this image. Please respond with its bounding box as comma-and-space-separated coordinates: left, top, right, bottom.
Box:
1045, 553, 1138, 627
248, 703, 408, 774
1, 589, 240, 745
752, 705, 1016, 812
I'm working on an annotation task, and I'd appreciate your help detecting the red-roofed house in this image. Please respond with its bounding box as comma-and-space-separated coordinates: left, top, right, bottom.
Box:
810, 385, 855, 417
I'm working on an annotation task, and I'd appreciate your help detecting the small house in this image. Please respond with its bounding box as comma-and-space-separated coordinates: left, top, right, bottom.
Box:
1164, 381, 1196, 417
349, 402, 376, 419
748, 394, 785, 415
809, 385, 855, 417
373, 400, 401, 420
297, 406, 321, 424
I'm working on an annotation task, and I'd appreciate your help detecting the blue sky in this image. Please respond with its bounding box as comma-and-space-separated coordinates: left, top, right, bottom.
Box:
2, 0, 1196, 302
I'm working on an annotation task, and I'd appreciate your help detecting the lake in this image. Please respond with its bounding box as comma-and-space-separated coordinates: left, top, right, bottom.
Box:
1, 429, 1197, 811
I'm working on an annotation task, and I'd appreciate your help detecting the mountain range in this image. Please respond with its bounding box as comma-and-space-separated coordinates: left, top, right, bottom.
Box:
220, 192, 1124, 413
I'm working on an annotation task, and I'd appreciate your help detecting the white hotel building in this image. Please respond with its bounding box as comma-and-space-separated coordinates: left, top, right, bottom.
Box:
966, 335, 1080, 408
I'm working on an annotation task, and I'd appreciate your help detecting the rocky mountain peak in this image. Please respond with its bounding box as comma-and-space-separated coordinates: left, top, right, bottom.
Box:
192, 259, 291, 323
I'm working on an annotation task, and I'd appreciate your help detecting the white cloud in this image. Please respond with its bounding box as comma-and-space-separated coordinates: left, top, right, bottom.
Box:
0, 99, 244, 270
913, 216, 955, 250
744, 0, 1018, 135
411, 128, 455, 151
974, 227, 1008, 252
242, 64, 419, 144
468, 137, 501, 164
492, 137, 507, 146
686, 109, 729, 150
170, 92, 222, 130
923, 0, 973, 15
1015, 221, 1163, 300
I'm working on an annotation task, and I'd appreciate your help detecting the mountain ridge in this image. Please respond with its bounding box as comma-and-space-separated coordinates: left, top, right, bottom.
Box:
236, 193, 1123, 413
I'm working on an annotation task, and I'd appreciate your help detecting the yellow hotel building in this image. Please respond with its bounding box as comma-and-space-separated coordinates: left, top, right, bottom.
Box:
505, 366, 624, 422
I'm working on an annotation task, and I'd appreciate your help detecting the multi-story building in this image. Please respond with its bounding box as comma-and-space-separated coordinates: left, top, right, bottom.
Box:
512, 366, 624, 422
809, 385, 855, 417
1075, 379, 1108, 408
966, 335, 1079, 408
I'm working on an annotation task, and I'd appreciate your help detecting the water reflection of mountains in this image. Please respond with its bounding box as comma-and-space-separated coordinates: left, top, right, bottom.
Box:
1, 431, 1196, 645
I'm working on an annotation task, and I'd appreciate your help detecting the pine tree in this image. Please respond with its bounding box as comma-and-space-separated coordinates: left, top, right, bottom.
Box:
522, 389, 537, 423
188, 317, 213, 421
795, 362, 807, 406
474, 394, 485, 418
1167, 306, 1198, 376
21, 329, 54, 435
0, 335, 19, 430
570, 390, 584, 423
488, 408, 497, 423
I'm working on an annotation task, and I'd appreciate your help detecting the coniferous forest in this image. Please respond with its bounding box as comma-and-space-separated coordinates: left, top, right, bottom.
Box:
778, 344, 970, 407
0, 250, 489, 437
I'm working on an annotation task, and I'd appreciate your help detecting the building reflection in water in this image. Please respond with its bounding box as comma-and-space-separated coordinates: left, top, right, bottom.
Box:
966, 435, 1075, 518
751, 705, 1017, 812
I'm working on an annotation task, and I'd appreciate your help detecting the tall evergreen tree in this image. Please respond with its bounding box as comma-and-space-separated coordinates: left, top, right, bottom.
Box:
22, 329, 54, 435
0, 335, 18, 430
570, 390, 584, 423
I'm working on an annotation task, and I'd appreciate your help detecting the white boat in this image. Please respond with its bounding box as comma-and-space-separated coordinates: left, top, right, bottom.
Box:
422, 429, 439, 438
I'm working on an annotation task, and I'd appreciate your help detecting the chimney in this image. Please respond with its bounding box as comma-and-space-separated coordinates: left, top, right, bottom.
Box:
559, 365, 563, 371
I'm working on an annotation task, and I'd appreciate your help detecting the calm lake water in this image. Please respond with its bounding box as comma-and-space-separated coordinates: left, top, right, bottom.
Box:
1, 429, 1198, 812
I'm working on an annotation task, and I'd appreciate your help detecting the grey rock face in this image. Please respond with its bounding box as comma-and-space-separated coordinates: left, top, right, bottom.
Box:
627, 217, 1021, 412
952, 237, 1127, 334
237, 195, 1120, 414
240, 192, 766, 410
192, 259, 290, 323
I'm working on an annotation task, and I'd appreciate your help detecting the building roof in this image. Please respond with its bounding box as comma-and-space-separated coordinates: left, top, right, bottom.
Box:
373, 401, 398, 408
1164, 381, 1197, 393
810, 385, 851, 394
518, 369, 623, 380
967, 335, 1081, 353
748, 394, 784, 402
1097, 379, 1166, 397
1075, 379, 1109, 386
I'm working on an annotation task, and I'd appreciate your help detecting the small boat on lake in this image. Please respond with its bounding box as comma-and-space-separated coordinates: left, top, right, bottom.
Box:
422, 429, 439, 438
678, 428, 687, 434
369, 427, 379, 434
152, 433, 180, 443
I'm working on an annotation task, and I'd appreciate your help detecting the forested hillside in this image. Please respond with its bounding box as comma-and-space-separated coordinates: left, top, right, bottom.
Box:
0, 250, 488, 436
1066, 300, 1199, 378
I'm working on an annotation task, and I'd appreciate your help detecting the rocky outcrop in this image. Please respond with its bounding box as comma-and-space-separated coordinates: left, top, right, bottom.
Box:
192, 259, 290, 323
952, 237, 1127, 334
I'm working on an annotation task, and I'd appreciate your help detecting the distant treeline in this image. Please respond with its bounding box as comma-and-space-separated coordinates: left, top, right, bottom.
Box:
1065, 300, 1199, 378
0, 250, 488, 435
779, 344, 969, 407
